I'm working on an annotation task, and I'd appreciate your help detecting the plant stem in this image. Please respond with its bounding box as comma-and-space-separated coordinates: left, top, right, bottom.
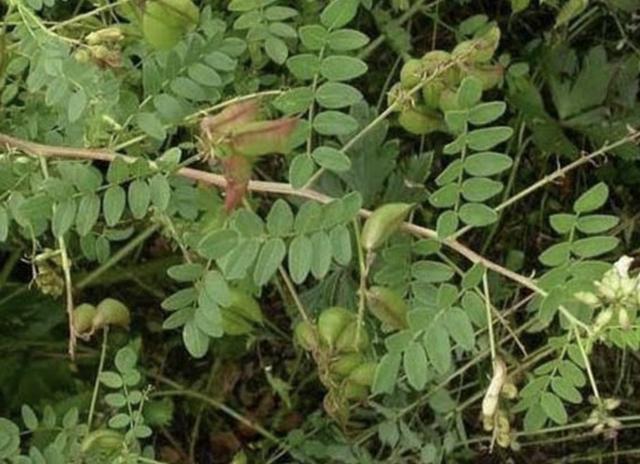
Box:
0, 130, 633, 324
278, 266, 311, 323
87, 327, 109, 430
37, 156, 77, 358
452, 129, 640, 240
483, 272, 496, 361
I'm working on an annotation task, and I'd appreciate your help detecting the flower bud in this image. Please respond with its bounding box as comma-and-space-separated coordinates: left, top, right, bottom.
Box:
574, 291, 600, 308
361, 203, 413, 251
593, 308, 613, 332
618, 307, 630, 330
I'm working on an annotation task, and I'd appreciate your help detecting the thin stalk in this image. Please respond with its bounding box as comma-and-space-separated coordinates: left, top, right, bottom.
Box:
87, 327, 109, 429
483, 272, 496, 361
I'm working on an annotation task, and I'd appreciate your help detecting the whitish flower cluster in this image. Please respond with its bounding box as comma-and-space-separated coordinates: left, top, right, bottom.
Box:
575, 256, 639, 332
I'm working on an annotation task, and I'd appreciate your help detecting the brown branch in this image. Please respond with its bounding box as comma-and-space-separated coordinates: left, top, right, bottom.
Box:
0, 132, 593, 300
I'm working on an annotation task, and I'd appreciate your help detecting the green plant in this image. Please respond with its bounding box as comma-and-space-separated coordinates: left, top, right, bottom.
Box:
2, 0, 640, 462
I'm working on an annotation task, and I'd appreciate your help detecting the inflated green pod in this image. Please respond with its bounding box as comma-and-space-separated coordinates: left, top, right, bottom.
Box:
318, 307, 354, 348
398, 106, 445, 135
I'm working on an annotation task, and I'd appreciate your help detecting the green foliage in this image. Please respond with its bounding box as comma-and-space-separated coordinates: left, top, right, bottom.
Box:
1, 0, 640, 462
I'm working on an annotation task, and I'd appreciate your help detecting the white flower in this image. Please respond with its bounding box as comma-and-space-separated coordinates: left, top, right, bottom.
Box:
613, 256, 634, 278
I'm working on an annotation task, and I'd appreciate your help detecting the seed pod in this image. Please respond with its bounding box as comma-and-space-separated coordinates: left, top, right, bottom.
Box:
482, 414, 494, 431
387, 83, 408, 112
398, 106, 445, 135
474, 25, 501, 62
464, 64, 504, 90
400, 59, 424, 89
222, 310, 254, 335
81, 429, 124, 454
361, 203, 413, 251
422, 79, 447, 109
330, 353, 365, 377
497, 411, 510, 433
343, 381, 369, 400
230, 118, 299, 158
86, 27, 123, 45
73, 303, 97, 335
482, 358, 507, 418
366, 286, 409, 330
347, 362, 377, 386
438, 88, 459, 112
229, 289, 263, 324
421, 50, 459, 85
92, 298, 131, 331
201, 100, 261, 142
335, 321, 369, 353
496, 432, 511, 448
452, 26, 500, 64
142, 0, 199, 50
318, 307, 354, 348
294, 321, 318, 351
501, 382, 518, 400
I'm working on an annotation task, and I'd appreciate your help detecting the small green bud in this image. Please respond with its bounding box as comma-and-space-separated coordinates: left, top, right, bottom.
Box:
361, 203, 413, 251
